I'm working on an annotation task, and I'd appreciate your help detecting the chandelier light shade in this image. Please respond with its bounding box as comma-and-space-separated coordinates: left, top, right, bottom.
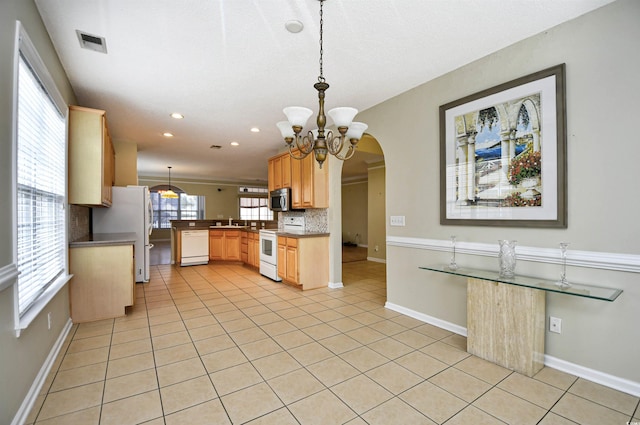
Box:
277, 0, 368, 168
161, 166, 179, 199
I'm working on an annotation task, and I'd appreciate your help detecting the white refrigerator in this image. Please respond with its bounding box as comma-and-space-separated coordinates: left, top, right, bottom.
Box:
92, 186, 153, 282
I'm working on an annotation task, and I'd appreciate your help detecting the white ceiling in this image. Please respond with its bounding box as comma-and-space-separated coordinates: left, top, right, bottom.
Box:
35, 0, 613, 183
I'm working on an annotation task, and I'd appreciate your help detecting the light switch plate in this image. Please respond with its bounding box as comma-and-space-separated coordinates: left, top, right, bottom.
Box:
390, 216, 405, 226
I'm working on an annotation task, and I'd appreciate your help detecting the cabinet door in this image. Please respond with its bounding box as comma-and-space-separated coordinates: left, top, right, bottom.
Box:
268, 158, 276, 193
281, 154, 292, 188
253, 234, 260, 267
241, 232, 248, 263
277, 236, 286, 278
209, 231, 224, 260
301, 154, 314, 208
225, 231, 241, 261
273, 155, 283, 190
291, 153, 303, 209
286, 244, 298, 284
102, 118, 114, 205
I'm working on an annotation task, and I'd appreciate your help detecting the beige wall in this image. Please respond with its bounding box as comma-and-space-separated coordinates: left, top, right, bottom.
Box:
341, 181, 368, 246
367, 165, 386, 261
113, 140, 138, 186
358, 0, 640, 383
0, 1, 77, 423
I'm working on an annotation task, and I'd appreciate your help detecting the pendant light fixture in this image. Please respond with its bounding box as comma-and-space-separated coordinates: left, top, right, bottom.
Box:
277, 0, 367, 169
161, 166, 179, 199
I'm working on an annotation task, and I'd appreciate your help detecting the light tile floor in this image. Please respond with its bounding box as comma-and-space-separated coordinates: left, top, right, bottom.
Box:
27, 261, 639, 424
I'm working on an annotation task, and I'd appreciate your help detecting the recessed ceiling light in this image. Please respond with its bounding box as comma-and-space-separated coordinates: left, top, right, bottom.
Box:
230, 141, 240, 146
250, 127, 260, 133
285, 20, 304, 34
170, 113, 184, 119
163, 132, 174, 137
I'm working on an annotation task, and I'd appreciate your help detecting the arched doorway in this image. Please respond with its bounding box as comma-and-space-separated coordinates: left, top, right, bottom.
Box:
340, 134, 386, 287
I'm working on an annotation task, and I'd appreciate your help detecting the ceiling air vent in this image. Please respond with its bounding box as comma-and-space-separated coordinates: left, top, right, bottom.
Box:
210, 145, 222, 149
76, 30, 107, 54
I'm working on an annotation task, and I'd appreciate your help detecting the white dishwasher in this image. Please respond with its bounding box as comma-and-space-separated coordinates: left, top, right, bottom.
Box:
181, 230, 209, 266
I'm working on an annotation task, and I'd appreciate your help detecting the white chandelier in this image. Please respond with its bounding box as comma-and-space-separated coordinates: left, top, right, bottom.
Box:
277, 0, 367, 169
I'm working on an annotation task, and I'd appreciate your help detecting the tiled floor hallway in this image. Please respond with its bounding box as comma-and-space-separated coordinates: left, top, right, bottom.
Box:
27, 261, 639, 424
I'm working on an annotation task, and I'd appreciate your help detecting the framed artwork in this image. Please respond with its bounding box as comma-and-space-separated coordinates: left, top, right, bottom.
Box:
439, 64, 567, 228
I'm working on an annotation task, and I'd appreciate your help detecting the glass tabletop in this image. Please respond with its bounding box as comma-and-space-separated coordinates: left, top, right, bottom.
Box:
419, 264, 622, 302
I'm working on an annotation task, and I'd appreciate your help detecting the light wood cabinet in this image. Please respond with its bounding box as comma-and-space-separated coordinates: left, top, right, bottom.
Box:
241, 231, 248, 263
209, 229, 241, 261
277, 235, 328, 289
69, 244, 134, 323
247, 232, 260, 268
253, 233, 260, 267
267, 152, 292, 192
290, 150, 328, 209
68, 105, 115, 206
268, 150, 327, 209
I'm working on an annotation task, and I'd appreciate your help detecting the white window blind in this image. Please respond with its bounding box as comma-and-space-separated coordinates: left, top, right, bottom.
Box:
16, 51, 67, 316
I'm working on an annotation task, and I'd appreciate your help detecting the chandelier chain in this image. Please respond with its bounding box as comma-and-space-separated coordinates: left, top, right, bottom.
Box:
318, 0, 324, 82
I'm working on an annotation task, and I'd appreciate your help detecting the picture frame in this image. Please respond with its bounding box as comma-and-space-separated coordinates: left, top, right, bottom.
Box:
439, 64, 567, 228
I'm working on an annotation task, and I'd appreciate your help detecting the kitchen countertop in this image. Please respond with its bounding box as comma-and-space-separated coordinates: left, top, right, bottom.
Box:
70, 232, 137, 247
276, 231, 330, 238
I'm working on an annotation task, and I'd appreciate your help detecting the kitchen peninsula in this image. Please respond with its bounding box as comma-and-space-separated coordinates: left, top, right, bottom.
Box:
171, 219, 330, 290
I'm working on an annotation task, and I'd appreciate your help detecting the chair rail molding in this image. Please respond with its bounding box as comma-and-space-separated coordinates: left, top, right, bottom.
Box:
0, 263, 19, 292
386, 236, 640, 273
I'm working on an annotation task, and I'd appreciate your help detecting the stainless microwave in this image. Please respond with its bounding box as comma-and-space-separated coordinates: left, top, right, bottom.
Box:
270, 188, 290, 212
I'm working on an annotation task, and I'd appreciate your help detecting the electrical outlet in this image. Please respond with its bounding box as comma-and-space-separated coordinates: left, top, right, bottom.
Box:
390, 216, 405, 226
374, 245, 379, 252
549, 316, 562, 334
189, 222, 195, 227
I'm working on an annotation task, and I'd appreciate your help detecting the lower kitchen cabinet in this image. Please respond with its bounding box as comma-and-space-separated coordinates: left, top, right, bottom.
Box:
209, 229, 241, 261
241, 231, 248, 263
247, 232, 260, 268
277, 235, 328, 289
69, 244, 135, 323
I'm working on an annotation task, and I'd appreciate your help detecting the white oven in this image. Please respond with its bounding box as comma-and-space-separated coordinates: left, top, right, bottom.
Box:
259, 229, 281, 281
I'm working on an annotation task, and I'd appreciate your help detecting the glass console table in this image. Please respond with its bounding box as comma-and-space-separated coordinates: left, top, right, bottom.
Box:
419, 264, 622, 302
420, 264, 622, 377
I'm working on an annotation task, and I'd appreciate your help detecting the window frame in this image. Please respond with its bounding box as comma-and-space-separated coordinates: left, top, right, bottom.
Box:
12, 21, 71, 337
238, 187, 272, 221
149, 187, 205, 229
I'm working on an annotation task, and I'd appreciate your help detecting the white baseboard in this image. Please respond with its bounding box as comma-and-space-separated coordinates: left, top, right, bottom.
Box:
384, 301, 640, 397
384, 301, 467, 337
544, 355, 640, 397
328, 281, 344, 289
12, 318, 73, 425
367, 257, 386, 264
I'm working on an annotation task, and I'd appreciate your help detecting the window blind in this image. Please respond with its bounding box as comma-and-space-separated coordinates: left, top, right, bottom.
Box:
16, 52, 66, 316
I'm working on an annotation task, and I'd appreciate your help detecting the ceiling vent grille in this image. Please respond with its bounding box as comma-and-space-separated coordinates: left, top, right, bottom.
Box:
210, 145, 222, 149
76, 30, 107, 54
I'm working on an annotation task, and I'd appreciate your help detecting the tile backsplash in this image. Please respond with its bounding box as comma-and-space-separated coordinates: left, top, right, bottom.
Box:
279, 209, 328, 232
69, 204, 90, 241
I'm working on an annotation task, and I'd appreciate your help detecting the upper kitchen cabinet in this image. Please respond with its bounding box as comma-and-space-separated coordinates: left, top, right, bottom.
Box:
268, 150, 328, 209
68, 105, 115, 207
267, 152, 291, 192
291, 149, 328, 209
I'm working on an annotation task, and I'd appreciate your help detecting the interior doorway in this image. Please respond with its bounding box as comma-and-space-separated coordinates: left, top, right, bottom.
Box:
340, 134, 386, 285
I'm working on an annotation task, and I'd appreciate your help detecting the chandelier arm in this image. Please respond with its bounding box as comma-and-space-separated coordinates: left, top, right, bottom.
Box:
325, 130, 346, 156
332, 145, 356, 161
288, 143, 311, 160
295, 131, 315, 155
